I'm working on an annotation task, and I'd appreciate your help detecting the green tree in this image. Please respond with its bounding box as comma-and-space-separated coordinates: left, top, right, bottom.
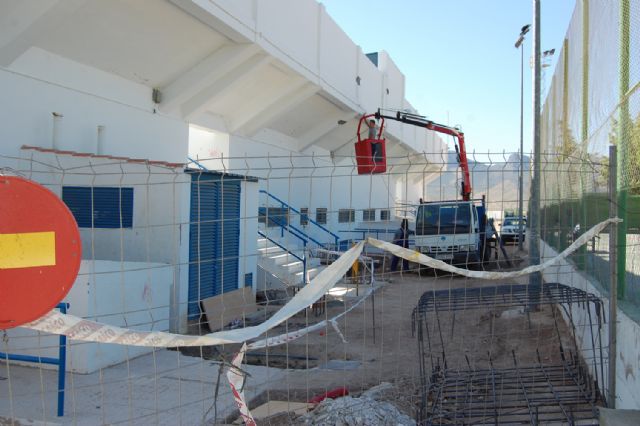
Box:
629, 113, 640, 194
556, 119, 581, 198
610, 114, 640, 195
558, 119, 579, 160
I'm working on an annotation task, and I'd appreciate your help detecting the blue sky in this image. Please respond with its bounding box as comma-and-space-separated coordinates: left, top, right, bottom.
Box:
320, 0, 576, 154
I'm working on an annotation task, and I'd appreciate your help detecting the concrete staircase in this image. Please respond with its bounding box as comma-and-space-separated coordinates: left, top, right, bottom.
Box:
256, 234, 325, 291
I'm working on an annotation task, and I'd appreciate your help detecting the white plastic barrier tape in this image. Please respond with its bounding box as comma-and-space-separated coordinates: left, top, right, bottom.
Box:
232, 286, 374, 424
23, 242, 364, 347
227, 343, 256, 426
367, 218, 621, 279
22, 218, 619, 347
246, 286, 374, 350
19, 218, 619, 425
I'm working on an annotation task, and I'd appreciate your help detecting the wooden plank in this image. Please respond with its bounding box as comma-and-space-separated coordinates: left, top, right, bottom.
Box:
201, 287, 258, 331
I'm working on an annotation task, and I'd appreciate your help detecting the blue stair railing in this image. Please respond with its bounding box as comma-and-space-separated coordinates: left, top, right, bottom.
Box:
258, 230, 307, 285
187, 156, 208, 170
259, 190, 340, 249
260, 210, 326, 248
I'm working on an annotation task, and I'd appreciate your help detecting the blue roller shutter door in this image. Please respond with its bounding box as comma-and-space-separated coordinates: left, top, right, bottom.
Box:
188, 174, 241, 318
217, 178, 241, 294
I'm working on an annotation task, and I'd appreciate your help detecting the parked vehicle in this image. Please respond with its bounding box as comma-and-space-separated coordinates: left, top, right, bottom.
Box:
500, 216, 527, 243
415, 199, 490, 266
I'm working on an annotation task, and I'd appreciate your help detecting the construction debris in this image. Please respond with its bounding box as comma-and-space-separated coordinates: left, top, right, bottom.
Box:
295, 383, 415, 426
241, 401, 309, 422
201, 286, 259, 331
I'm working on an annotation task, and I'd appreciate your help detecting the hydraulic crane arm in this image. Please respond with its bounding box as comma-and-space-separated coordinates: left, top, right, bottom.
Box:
375, 109, 472, 201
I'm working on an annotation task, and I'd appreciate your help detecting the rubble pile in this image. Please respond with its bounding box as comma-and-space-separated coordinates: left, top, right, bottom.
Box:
295, 383, 415, 426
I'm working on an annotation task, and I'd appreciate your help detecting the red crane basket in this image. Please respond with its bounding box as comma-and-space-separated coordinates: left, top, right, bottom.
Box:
355, 113, 386, 174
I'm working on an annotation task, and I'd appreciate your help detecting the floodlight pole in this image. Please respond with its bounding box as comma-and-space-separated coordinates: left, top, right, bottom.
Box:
515, 26, 529, 251
519, 42, 525, 250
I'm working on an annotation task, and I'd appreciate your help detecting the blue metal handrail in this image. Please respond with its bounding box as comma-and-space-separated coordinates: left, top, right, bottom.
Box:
258, 230, 307, 284
259, 190, 340, 247
187, 156, 207, 170
273, 217, 325, 248
0, 303, 68, 417
338, 229, 416, 251
261, 214, 312, 244
287, 224, 320, 247
339, 228, 397, 240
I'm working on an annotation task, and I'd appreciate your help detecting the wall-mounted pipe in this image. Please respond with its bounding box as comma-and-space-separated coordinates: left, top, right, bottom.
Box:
96, 125, 106, 155
52, 112, 63, 150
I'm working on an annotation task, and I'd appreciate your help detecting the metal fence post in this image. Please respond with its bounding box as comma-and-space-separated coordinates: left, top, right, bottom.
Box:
608, 145, 618, 408
578, 0, 590, 272
529, 0, 542, 305
616, 0, 630, 299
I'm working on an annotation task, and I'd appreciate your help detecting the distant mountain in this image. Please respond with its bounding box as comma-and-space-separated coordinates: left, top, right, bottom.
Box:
424, 151, 531, 211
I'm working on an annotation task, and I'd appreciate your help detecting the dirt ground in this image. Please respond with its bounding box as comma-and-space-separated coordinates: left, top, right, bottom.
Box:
180, 244, 601, 422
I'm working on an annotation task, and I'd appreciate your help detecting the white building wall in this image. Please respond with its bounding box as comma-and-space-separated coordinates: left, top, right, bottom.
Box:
21, 151, 192, 332
22, 152, 188, 265
174, 1, 447, 234
5, 260, 173, 374
357, 50, 384, 112
183, 0, 440, 154
1, 0, 444, 322
21, 149, 259, 334
378, 51, 405, 113
541, 241, 640, 409
188, 123, 403, 248
317, 9, 359, 103
188, 127, 260, 291
0, 0, 443, 376
223, 131, 394, 243
240, 179, 260, 289
257, 0, 320, 74
188, 126, 230, 170
0, 48, 187, 163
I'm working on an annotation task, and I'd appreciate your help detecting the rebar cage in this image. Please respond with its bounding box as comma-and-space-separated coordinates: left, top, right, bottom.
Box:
413, 283, 605, 425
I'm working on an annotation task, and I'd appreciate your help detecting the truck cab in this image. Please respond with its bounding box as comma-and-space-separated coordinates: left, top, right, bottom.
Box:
414, 201, 485, 266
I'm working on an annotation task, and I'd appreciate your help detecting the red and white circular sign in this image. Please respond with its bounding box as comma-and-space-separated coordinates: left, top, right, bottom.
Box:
0, 176, 81, 329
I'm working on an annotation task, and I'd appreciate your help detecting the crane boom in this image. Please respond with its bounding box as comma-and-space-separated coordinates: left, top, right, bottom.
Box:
375, 109, 472, 201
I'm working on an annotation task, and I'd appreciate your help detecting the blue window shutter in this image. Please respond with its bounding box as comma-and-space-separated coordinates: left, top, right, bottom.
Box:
62, 186, 133, 229
92, 187, 133, 228
62, 187, 92, 227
